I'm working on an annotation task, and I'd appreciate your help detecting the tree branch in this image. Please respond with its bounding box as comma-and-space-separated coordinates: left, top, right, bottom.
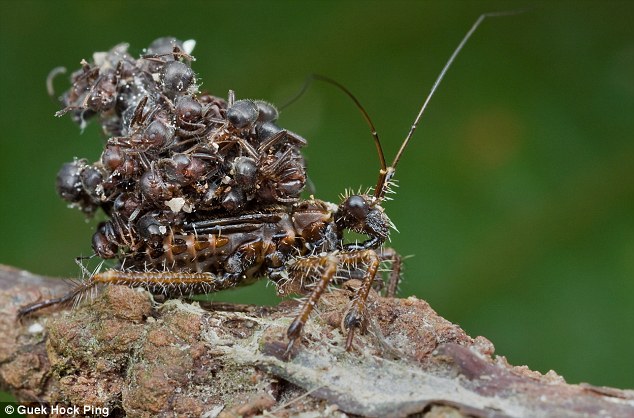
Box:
1, 264, 633, 417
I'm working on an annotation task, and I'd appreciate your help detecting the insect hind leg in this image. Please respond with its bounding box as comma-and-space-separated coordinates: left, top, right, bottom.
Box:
89, 269, 243, 297
17, 268, 242, 319
17, 278, 97, 320
339, 250, 380, 350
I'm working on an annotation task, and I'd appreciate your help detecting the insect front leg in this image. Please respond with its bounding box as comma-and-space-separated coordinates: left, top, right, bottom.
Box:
339, 250, 381, 351
285, 254, 338, 354
341, 248, 401, 296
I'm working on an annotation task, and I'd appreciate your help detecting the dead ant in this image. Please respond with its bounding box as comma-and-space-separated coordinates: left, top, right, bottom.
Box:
20, 12, 519, 355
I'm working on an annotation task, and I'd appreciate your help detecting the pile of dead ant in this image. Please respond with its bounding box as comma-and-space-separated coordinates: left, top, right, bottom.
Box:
53, 37, 307, 269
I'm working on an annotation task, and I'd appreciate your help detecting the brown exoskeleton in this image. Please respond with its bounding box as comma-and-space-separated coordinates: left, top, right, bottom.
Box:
19, 13, 515, 353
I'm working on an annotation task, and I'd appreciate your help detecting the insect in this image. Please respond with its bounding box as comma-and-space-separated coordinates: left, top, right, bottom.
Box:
19, 12, 516, 354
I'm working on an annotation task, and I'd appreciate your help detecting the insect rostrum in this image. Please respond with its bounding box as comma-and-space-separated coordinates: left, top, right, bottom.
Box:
21, 13, 507, 353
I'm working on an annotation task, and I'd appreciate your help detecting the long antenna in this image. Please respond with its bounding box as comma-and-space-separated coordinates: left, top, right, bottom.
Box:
281, 11, 522, 201
313, 75, 387, 172
390, 10, 523, 171
372, 10, 523, 200
281, 74, 388, 172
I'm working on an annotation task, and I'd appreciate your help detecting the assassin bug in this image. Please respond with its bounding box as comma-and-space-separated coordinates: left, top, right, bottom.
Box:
19, 12, 517, 354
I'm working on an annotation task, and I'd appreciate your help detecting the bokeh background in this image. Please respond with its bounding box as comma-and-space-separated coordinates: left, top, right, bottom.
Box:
1, 0, 633, 390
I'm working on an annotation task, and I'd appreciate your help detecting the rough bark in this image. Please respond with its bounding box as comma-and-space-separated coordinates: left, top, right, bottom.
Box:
0, 264, 633, 418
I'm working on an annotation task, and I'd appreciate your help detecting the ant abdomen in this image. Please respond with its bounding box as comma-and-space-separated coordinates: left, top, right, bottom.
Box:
255, 100, 279, 123
256, 122, 282, 141
56, 159, 104, 214
175, 96, 203, 126
142, 120, 174, 150
227, 99, 259, 129
233, 156, 257, 189
160, 61, 195, 96
139, 169, 174, 202
92, 222, 119, 259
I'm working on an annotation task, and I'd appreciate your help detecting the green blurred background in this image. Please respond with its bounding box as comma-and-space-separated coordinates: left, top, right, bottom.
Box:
1, 0, 632, 390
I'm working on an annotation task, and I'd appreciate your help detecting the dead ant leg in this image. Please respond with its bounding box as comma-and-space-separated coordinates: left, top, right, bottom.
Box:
257, 130, 287, 153
46, 66, 67, 101
379, 247, 402, 298
129, 96, 149, 128
338, 250, 380, 350
285, 255, 339, 354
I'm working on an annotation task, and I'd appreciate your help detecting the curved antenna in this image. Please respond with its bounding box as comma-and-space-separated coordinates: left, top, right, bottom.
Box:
372, 10, 523, 200
313, 75, 387, 173
390, 10, 524, 172
278, 74, 314, 112
280, 74, 388, 174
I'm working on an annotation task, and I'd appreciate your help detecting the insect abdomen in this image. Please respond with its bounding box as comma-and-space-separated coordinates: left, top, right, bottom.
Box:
123, 232, 238, 273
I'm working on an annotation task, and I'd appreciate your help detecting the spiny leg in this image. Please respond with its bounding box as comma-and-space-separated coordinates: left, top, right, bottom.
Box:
18, 269, 241, 319
90, 269, 244, 295
379, 247, 402, 298
327, 248, 402, 297
339, 250, 380, 350
285, 255, 338, 354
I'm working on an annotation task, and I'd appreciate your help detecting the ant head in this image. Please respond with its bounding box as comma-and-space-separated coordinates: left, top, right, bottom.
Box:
227, 99, 259, 129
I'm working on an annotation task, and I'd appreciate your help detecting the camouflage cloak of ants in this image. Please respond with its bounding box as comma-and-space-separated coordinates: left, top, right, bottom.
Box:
20, 12, 515, 354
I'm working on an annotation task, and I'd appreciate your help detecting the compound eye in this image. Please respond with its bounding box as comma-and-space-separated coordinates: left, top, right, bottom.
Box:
345, 195, 369, 220
227, 100, 258, 129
